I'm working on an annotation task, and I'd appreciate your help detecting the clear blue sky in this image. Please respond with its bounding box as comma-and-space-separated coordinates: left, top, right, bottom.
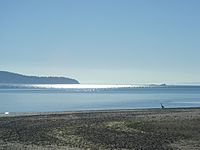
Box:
0, 0, 200, 84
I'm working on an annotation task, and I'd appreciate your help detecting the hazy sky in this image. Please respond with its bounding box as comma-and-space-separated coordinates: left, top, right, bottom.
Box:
0, 0, 200, 84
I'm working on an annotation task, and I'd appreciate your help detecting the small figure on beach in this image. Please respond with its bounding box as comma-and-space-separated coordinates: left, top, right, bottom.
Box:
161, 103, 165, 109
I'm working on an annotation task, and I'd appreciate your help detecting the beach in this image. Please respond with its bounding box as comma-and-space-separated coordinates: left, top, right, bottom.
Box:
0, 108, 200, 150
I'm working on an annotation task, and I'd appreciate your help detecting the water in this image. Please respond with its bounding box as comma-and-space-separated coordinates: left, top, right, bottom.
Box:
0, 84, 200, 113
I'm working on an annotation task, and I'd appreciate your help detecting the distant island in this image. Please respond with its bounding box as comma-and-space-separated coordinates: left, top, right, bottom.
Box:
0, 71, 79, 84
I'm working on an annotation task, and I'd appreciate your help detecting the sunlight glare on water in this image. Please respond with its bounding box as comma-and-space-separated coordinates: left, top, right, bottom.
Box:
25, 84, 142, 89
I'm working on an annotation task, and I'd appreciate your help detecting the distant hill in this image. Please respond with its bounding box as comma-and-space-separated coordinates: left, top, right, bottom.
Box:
0, 71, 79, 84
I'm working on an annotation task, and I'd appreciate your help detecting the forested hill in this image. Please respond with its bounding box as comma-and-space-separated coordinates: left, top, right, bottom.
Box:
0, 71, 79, 84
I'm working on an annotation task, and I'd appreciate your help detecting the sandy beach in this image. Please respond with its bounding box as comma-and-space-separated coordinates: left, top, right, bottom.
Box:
0, 108, 200, 150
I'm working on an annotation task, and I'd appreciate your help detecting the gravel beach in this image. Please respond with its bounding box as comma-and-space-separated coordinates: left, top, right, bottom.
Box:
0, 108, 200, 150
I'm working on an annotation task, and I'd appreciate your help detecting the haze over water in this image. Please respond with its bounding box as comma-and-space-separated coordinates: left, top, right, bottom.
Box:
0, 84, 200, 113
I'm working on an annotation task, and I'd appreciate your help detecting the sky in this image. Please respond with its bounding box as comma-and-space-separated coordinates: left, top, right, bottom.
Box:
0, 0, 200, 84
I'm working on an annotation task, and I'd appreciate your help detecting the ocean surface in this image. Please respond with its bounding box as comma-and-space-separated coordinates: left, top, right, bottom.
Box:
0, 84, 200, 113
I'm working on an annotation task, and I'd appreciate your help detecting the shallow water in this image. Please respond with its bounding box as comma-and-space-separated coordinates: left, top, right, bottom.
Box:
0, 84, 200, 113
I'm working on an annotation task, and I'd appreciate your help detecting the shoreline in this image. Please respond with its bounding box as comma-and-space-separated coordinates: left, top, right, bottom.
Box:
1, 106, 200, 117
0, 107, 200, 149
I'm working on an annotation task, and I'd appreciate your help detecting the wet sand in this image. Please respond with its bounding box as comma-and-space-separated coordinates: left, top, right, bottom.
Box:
0, 108, 200, 150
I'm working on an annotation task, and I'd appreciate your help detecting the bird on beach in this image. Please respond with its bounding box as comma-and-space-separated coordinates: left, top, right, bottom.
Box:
160, 103, 165, 109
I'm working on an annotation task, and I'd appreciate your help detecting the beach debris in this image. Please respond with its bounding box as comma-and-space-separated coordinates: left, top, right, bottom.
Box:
4, 112, 9, 115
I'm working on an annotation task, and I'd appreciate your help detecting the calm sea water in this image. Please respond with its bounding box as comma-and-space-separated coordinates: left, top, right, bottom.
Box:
0, 84, 200, 113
